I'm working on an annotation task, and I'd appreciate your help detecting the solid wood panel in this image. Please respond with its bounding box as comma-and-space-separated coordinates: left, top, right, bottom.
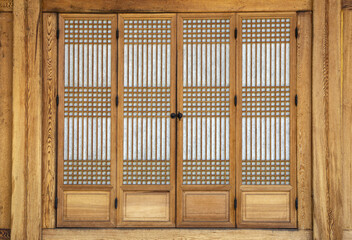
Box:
0, 12, 12, 230
42, 13, 57, 229
241, 192, 290, 223
117, 14, 176, 228
312, 0, 343, 238
11, 0, 42, 238
183, 192, 229, 222
0, 0, 12, 11
343, 9, 352, 231
343, 231, 352, 240
123, 192, 170, 222
296, 11, 312, 230
64, 191, 110, 221
42, 229, 313, 240
42, 0, 312, 13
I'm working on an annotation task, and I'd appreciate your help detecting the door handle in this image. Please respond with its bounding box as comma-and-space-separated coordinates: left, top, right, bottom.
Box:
170, 113, 177, 119
177, 112, 183, 120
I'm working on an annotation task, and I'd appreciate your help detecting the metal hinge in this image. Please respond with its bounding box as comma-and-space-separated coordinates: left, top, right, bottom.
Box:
235, 28, 238, 39
55, 197, 58, 209
116, 96, 118, 106
295, 27, 298, 39
234, 198, 237, 210
295, 94, 298, 106
116, 29, 119, 39
295, 198, 298, 210
115, 198, 118, 209
56, 95, 59, 106
234, 95, 237, 106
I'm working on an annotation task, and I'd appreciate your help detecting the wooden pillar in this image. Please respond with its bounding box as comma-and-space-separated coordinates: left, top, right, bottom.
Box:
312, 0, 343, 239
11, 0, 42, 239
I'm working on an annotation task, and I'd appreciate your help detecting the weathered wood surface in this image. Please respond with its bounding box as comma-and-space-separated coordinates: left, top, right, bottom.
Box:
343, 9, 352, 231
42, 0, 312, 12
42, 13, 57, 229
11, 0, 42, 238
312, 0, 343, 239
297, 11, 312, 230
42, 229, 312, 240
0, 12, 12, 230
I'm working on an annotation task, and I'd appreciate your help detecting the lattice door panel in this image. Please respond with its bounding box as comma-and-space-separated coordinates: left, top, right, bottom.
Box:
236, 13, 297, 228
176, 14, 236, 227
117, 14, 176, 227
57, 14, 117, 227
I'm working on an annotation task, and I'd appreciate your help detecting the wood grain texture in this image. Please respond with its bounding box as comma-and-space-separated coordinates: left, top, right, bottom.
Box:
0, 0, 12, 11
42, 229, 312, 240
343, 9, 352, 231
312, 0, 343, 239
343, 0, 352, 9
0, 13, 12, 230
42, 0, 312, 13
42, 13, 57, 229
296, 11, 312, 230
343, 231, 352, 240
11, 0, 42, 238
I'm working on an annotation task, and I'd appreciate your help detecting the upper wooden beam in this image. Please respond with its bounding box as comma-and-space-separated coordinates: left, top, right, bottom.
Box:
42, 0, 312, 12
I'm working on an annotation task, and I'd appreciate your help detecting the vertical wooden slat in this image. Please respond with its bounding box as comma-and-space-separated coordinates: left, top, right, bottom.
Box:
312, 0, 343, 238
343, 9, 352, 231
0, 12, 12, 230
296, 11, 312, 230
42, 13, 57, 229
12, 0, 42, 238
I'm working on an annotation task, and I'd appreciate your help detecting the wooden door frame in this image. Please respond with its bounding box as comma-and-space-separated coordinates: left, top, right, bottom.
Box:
8, 0, 348, 238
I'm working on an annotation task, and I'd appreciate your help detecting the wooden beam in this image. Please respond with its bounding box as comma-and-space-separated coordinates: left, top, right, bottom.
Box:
0, 12, 12, 230
343, 9, 352, 231
42, 13, 57, 229
312, 0, 343, 239
42, 229, 312, 240
42, 0, 312, 13
297, 11, 313, 230
11, 0, 42, 238
0, 0, 12, 11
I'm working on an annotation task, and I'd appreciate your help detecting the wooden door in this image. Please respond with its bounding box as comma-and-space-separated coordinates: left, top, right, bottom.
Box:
235, 13, 297, 228
117, 14, 177, 227
57, 14, 118, 227
176, 13, 236, 227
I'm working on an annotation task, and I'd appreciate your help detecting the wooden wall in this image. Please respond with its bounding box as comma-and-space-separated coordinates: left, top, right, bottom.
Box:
0, 12, 12, 230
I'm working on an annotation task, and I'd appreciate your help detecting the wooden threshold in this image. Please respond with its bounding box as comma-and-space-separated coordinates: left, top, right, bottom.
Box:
43, 229, 312, 240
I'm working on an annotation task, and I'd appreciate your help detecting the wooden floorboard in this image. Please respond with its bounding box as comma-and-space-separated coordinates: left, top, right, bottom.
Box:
43, 229, 312, 240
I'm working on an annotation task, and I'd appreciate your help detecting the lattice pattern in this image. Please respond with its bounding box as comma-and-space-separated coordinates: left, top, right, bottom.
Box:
63, 17, 113, 185
182, 17, 231, 185
124, 19, 171, 44
183, 19, 230, 44
64, 19, 112, 44
240, 16, 292, 185
241, 18, 291, 44
183, 87, 230, 117
123, 87, 171, 118
122, 17, 173, 185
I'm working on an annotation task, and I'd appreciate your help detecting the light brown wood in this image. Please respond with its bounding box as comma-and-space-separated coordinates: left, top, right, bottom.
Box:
123, 192, 170, 222
42, 0, 312, 13
57, 14, 118, 228
0, 0, 12, 11
42, 229, 313, 240
11, 0, 42, 238
0, 12, 12, 230
235, 12, 297, 229
42, 13, 58, 229
296, 11, 313, 230
117, 14, 177, 228
343, 9, 352, 231
183, 191, 229, 222
343, 231, 352, 240
312, 0, 344, 238
63, 191, 110, 221
176, 13, 236, 228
